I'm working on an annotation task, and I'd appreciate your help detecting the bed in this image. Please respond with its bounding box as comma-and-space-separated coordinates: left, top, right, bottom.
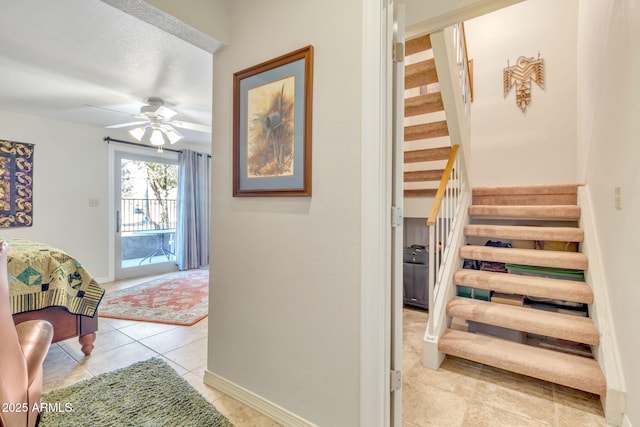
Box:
4, 238, 104, 356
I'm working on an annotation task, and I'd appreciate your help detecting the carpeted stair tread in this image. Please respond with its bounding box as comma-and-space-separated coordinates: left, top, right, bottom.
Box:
464, 224, 584, 242
439, 329, 606, 395
469, 205, 581, 220
460, 245, 588, 270
454, 269, 593, 304
472, 184, 581, 206
447, 297, 599, 345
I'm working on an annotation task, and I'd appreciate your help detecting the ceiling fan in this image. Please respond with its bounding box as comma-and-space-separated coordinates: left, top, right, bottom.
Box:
105, 97, 211, 147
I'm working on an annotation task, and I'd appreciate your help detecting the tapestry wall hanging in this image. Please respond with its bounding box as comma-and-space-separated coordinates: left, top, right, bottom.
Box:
504, 54, 545, 113
0, 140, 34, 228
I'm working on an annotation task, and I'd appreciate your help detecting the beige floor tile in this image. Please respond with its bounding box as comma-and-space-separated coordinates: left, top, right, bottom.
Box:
98, 316, 140, 330
76, 341, 159, 376
206, 392, 283, 427
58, 329, 135, 361
404, 356, 482, 399
403, 377, 468, 427
163, 336, 208, 371
139, 322, 208, 354
159, 355, 189, 376
117, 320, 179, 340
462, 398, 551, 427
96, 318, 115, 335
182, 371, 281, 426
42, 346, 93, 393
555, 401, 611, 427
470, 373, 556, 425
553, 384, 604, 417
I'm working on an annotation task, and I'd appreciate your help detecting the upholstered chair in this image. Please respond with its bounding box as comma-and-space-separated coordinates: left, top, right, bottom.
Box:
0, 241, 54, 427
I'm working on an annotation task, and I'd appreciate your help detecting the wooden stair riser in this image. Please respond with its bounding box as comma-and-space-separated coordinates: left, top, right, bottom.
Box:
405, 146, 451, 164
404, 169, 446, 183
459, 246, 588, 270
405, 34, 431, 56
447, 297, 599, 345
405, 93, 444, 117
464, 224, 584, 243
454, 270, 593, 304
439, 329, 606, 395
405, 59, 438, 89
405, 121, 449, 142
404, 189, 437, 197
469, 205, 581, 221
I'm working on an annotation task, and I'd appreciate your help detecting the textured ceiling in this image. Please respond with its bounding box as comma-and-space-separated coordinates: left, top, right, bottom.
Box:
0, 0, 217, 146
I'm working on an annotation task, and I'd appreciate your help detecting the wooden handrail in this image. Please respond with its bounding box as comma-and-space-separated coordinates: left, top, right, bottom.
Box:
427, 144, 459, 226
461, 23, 474, 102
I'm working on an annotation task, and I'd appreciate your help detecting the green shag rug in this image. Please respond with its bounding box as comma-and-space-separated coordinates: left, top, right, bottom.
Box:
40, 358, 234, 427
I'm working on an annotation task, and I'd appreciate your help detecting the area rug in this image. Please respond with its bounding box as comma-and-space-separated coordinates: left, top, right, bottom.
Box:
40, 358, 234, 427
99, 269, 208, 325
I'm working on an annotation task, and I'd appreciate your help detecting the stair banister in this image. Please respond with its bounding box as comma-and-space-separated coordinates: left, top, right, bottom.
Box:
422, 22, 473, 370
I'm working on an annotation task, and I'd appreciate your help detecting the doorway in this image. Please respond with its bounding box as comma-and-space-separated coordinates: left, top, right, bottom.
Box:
114, 150, 179, 279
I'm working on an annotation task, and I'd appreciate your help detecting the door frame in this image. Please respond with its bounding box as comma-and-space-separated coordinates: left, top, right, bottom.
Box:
360, 2, 526, 426
108, 143, 180, 281
360, 0, 396, 426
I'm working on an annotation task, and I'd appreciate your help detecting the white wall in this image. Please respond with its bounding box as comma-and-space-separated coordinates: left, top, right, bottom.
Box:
577, 0, 640, 424
208, 0, 363, 425
0, 110, 210, 282
145, 0, 230, 46
404, 0, 524, 33
0, 110, 114, 279
464, 0, 579, 187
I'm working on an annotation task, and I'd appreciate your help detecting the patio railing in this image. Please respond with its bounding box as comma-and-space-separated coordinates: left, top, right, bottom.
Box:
121, 198, 176, 232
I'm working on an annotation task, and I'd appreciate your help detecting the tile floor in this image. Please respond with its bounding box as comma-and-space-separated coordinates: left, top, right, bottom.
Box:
402, 307, 611, 427
42, 274, 279, 426
42, 274, 611, 426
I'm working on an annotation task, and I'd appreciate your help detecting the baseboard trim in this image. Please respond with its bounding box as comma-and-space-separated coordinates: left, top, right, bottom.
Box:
203, 369, 317, 427
578, 186, 627, 426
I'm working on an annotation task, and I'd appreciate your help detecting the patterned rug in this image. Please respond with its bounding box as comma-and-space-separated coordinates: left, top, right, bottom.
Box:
40, 358, 233, 427
99, 269, 208, 325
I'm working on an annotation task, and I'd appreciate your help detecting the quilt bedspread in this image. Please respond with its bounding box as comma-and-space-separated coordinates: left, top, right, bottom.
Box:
4, 238, 104, 317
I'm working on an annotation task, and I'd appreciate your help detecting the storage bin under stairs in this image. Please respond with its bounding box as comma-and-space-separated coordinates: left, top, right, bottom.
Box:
438, 184, 606, 396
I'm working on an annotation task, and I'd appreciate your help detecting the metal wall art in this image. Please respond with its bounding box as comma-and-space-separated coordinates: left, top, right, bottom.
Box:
503, 54, 545, 113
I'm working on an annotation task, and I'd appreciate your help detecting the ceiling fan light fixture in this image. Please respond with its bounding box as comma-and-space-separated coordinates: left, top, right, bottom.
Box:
149, 129, 166, 146
164, 127, 183, 144
129, 126, 146, 141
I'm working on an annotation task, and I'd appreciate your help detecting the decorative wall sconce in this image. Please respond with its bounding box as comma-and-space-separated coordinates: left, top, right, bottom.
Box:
504, 54, 544, 113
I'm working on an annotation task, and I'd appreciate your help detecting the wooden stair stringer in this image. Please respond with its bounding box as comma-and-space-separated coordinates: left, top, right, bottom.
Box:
439, 329, 606, 395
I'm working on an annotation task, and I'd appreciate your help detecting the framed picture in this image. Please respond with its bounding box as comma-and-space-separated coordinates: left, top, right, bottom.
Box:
233, 46, 313, 197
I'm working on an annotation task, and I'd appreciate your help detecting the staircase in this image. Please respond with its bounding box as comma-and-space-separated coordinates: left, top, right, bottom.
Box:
438, 184, 606, 396
403, 34, 452, 198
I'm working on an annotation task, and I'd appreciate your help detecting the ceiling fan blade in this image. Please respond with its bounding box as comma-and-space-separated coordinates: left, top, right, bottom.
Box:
170, 121, 211, 133
106, 121, 148, 129
155, 105, 178, 120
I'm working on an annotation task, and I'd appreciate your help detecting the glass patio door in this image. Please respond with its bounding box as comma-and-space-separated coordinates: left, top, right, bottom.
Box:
114, 150, 179, 279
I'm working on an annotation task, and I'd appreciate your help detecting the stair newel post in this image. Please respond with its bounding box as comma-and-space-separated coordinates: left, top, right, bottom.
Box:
428, 223, 436, 337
